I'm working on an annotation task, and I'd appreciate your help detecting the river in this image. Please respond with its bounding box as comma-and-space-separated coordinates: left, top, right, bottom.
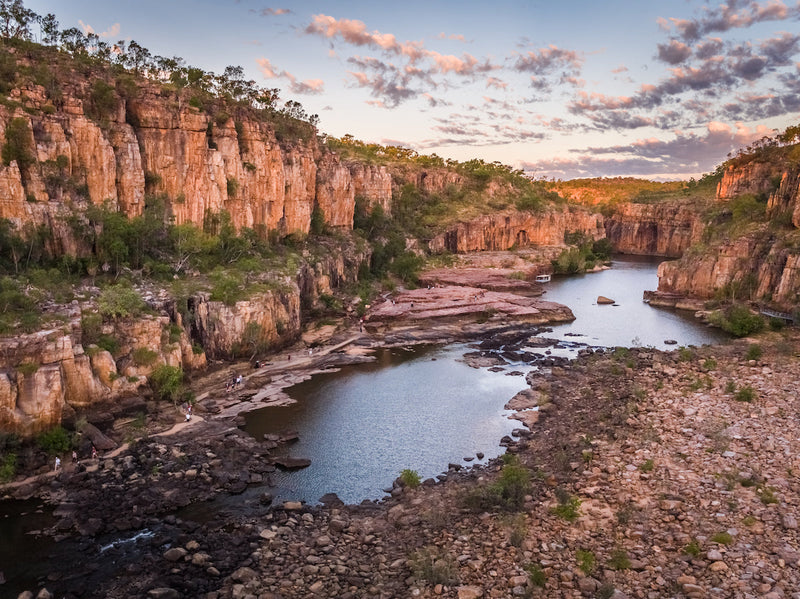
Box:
0, 256, 727, 595
242, 255, 727, 505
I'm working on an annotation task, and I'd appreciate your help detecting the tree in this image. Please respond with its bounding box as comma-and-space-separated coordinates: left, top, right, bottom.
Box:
0, 0, 38, 40
2, 117, 33, 169
39, 12, 58, 45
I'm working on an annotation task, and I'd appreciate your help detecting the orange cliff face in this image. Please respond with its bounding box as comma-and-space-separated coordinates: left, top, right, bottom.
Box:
0, 82, 392, 243
604, 202, 705, 258
654, 160, 800, 310
428, 207, 605, 253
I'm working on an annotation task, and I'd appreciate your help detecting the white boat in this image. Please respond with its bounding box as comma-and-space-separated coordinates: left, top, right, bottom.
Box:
535, 274, 551, 283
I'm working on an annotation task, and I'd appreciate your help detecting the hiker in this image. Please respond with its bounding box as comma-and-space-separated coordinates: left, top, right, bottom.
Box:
72, 450, 78, 464
54, 456, 61, 471
91, 445, 97, 459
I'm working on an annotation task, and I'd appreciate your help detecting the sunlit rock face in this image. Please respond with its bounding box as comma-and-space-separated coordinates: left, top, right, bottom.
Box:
428, 208, 605, 253
604, 202, 704, 258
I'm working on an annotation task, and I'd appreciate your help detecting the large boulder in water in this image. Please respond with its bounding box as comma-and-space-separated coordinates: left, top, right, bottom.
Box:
597, 296, 615, 304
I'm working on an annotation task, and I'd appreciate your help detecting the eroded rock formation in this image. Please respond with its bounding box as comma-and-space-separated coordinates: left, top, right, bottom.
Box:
428, 208, 604, 253
604, 201, 705, 257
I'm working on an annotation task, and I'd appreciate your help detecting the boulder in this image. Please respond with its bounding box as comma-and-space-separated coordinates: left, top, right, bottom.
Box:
597, 296, 615, 304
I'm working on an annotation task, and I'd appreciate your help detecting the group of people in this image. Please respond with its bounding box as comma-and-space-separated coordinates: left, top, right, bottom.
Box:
225, 373, 244, 392
54, 445, 98, 471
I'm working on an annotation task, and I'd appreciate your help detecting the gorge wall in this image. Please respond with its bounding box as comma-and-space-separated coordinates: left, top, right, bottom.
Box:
428, 207, 604, 253
0, 82, 393, 247
603, 201, 705, 258
656, 160, 800, 310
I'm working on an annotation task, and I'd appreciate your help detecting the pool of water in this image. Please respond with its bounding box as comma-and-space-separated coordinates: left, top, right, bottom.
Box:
244, 343, 529, 504
243, 255, 726, 504
541, 255, 727, 349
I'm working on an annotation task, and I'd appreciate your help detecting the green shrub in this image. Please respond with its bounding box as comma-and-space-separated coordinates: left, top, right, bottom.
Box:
2, 117, 34, 169
607, 549, 631, 570
88, 79, 117, 121
758, 485, 778, 504
745, 344, 762, 361
709, 304, 764, 337
167, 324, 183, 344
684, 539, 701, 556
702, 357, 717, 370
639, 459, 654, 472
149, 364, 184, 402
191, 342, 204, 355
463, 454, 531, 512
734, 386, 756, 402
310, 205, 326, 235
409, 546, 459, 586
551, 494, 581, 522
98, 283, 146, 320
97, 334, 120, 355
0, 452, 17, 482
210, 270, 244, 305
576, 549, 596, 575
399, 468, 421, 489
226, 176, 239, 197
525, 563, 547, 588
678, 346, 694, 361
16, 361, 39, 376
390, 251, 423, 285
37, 426, 74, 455
711, 531, 733, 545
132, 347, 159, 366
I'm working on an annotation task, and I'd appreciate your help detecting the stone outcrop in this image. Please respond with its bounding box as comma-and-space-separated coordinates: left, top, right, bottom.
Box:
656, 157, 800, 308
604, 201, 705, 257
716, 161, 781, 200
428, 208, 604, 253
0, 86, 389, 244
657, 236, 800, 310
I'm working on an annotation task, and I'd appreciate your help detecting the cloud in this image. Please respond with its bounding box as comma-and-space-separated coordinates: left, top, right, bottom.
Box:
256, 57, 325, 94
512, 45, 583, 76
521, 120, 775, 179
437, 32, 467, 42
256, 57, 279, 79
486, 76, 508, 90
303, 14, 503, 106
656, 39, 692, 64
79, 21, 120, 38
611, 64, 629, 74
254, 8, 292, 16
661, 0, 800, 42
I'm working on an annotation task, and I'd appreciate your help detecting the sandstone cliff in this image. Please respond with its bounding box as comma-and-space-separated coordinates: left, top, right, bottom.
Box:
428, 207, 604, 253
656, 158, 800, 310
0, 83, 393, 245
604, 201, 705, 257
716, 161, 781, 200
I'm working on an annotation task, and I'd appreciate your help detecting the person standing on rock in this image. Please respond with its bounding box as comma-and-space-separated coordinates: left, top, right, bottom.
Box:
54, 456, 61, 471
91, 445, 97, 459
72, 450, 78, 464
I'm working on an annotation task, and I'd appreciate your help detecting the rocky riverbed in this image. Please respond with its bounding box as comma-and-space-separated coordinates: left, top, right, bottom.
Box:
4, 319, 800, 598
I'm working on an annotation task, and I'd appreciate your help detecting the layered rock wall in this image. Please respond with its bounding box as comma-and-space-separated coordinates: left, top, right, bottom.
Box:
604, 202, 705, 257
428, 208, 605, 253
716, 162, 780, 200
0, 85, 391, 242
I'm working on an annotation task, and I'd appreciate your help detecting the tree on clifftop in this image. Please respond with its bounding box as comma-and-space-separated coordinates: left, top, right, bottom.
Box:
0, 0, 37, 40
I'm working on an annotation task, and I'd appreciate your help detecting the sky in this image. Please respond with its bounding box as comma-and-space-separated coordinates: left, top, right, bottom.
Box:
25, 0, 800, 181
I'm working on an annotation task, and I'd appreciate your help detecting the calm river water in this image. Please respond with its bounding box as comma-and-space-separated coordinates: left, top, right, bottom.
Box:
243, 255, 727, 504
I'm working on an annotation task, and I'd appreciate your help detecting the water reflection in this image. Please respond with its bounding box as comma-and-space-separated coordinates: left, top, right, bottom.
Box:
244, 344, 528, 504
